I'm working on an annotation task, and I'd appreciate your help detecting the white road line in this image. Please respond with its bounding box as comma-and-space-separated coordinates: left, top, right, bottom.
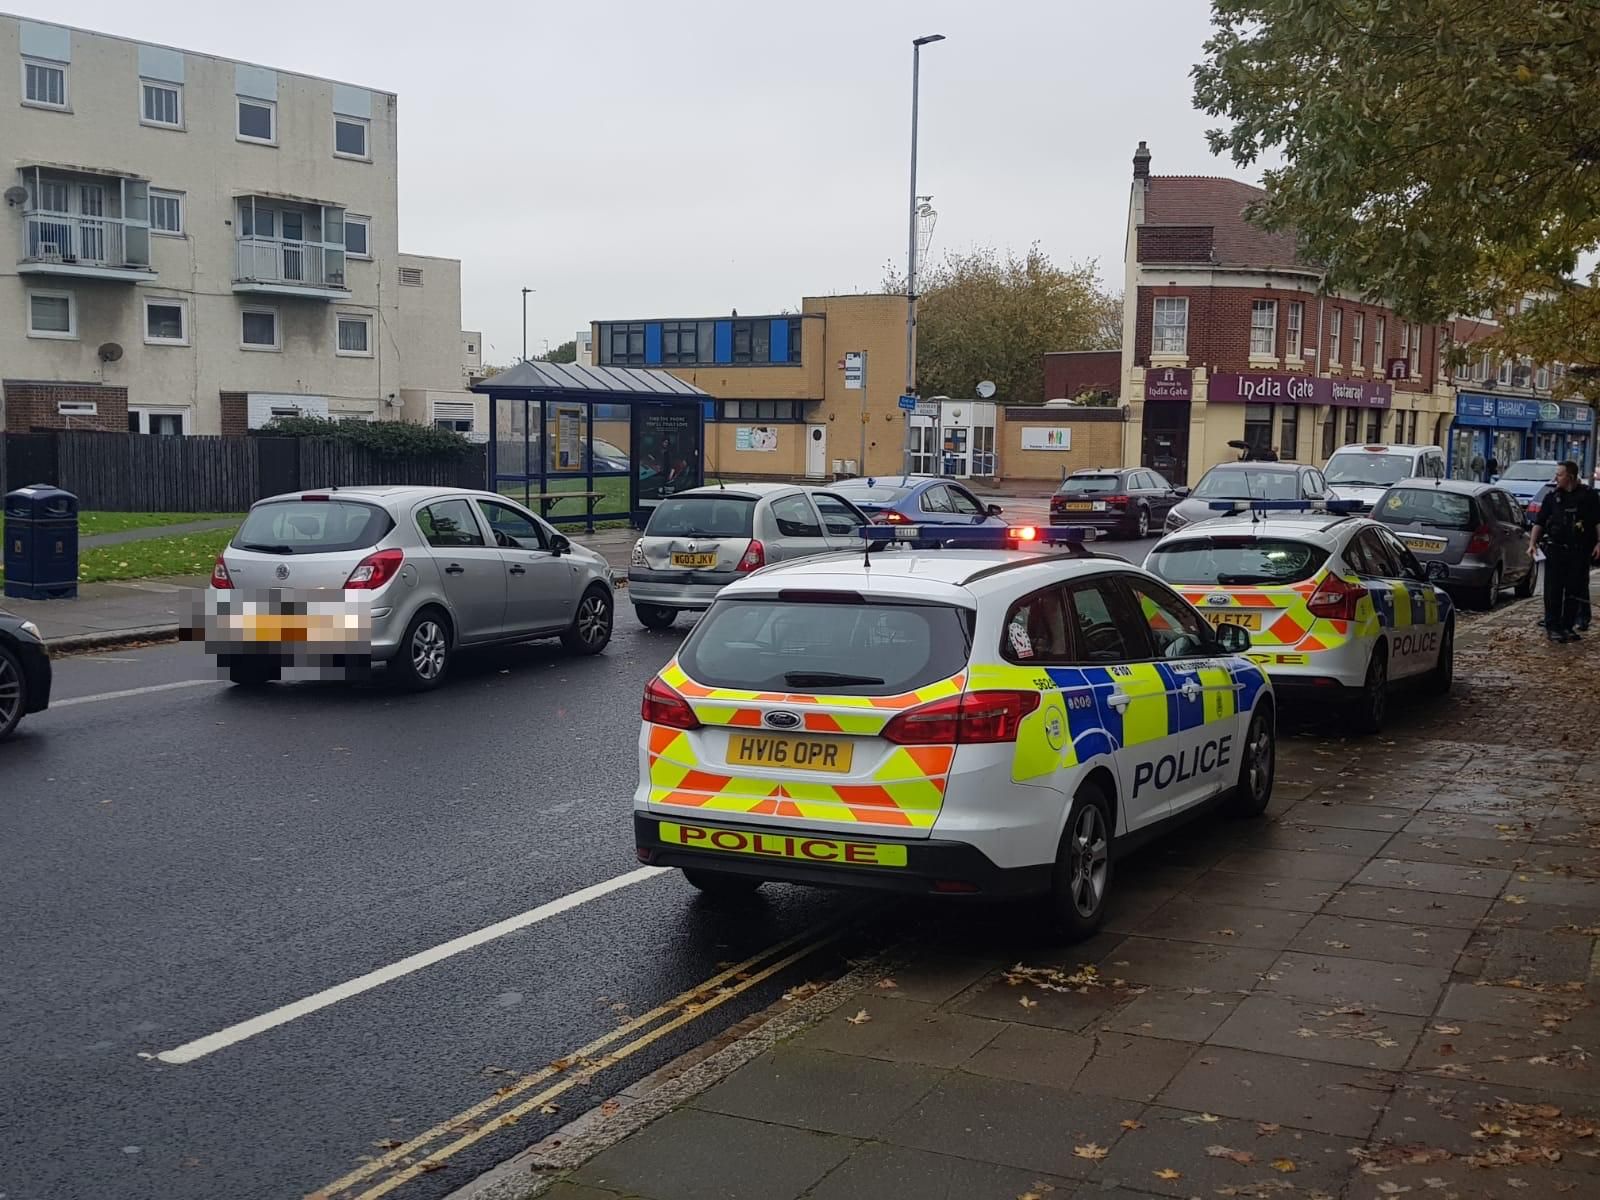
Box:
155, 866, 671, 1065
54, 679, 224, 708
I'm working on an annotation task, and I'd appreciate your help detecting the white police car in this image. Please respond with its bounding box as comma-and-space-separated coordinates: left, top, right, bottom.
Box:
633, 525, 1276, 940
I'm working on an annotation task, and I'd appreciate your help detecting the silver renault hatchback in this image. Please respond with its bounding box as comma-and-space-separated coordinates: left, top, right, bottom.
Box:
201, 486, 614, 689
627, 484, 869, 629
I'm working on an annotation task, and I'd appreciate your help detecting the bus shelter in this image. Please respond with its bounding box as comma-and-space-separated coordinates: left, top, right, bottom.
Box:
472, 361, 711, 530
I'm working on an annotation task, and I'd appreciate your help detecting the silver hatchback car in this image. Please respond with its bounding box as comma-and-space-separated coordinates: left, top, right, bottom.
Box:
627, 483, 869, 629
201, 486, 614, 689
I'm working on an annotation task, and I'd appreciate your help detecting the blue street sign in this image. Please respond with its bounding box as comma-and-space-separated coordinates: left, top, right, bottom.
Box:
897, 394, 918, 412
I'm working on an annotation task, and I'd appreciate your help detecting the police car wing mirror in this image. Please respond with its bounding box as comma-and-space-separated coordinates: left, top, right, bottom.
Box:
1424, 560, 1450, 582
986, 503, 1004, 517
1212, 622, 1252, 654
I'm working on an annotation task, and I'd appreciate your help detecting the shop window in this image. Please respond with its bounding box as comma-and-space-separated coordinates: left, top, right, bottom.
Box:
1344, 408, 1360, 445
1321, 413, 1338, 458
1244, 403, 1274, 456
1279, 405, 1298, 459
1366, 409, 1383, 443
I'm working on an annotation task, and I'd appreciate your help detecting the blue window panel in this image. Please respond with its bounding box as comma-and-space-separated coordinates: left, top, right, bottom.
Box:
703, 400, 717, 421
644, 323, 663, 365
770, 318, 788, 363
715, 320, 733, 363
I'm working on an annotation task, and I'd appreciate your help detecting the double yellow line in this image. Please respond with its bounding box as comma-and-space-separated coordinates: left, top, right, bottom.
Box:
314, 920, 852, 1200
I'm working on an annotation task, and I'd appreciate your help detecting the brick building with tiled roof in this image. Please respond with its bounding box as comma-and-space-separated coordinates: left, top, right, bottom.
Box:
1115, 142, 1455, 485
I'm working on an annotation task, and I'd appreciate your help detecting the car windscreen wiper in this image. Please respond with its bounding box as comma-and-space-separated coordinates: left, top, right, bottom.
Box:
237, 542, 295, 554
783, 671, 885, 687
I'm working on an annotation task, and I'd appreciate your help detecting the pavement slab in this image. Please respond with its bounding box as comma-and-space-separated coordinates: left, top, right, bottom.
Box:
1371, 1074, 1600, 1160
1156, 1045, 1397, 1138
1287, 913, 1473, 969
954, 966, 1137, 1034
1101, 936, 1279, 992
803, 1142, 1081, 1200
790, 995, 1002, 1068
1184, 868, 1338, 912
1208, 992, 1426, 1070
1278, 801, 1417, 832
571, 1108, 855, 1200
1261, 951, 1453, 1016
1130, 898, 1315, 951
1102, 986, 1246, 1044
1247, 822, 1398, 857
1212, 846, 1372, 883
1321, 885, 1495, 930
1380, 832, 1529, 871
1352, 857, 1512, 898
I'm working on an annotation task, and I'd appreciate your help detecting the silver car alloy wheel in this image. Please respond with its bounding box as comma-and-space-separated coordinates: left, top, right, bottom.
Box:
411, 620, 447, 680
0, 653, 20, 730
1069, 803, 1110, 918
577, 594, 610, 646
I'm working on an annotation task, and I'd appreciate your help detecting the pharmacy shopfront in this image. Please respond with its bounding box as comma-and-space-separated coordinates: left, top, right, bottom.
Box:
1449, 395, 1595, 480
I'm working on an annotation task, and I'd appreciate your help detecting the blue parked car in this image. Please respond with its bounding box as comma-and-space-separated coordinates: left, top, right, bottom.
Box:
827, 475, 1007, 527
1494, 460, 1558, 519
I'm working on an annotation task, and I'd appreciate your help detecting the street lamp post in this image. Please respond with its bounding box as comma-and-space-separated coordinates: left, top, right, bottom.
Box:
904, 33, 944, 476
521, 287, 533, 362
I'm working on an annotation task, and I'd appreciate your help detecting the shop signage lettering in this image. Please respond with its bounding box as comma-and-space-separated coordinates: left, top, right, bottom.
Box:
1208, 372, 1391, 409
1145, 367, 1193, 402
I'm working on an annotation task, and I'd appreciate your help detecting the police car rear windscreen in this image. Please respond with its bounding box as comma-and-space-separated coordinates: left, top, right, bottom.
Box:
679, 600, 973, 696
1147, 537, 1329, 586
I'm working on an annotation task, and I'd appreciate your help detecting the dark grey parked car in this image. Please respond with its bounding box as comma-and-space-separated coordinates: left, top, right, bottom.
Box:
1163, 461, 1337, 534
1370, 478, 1536, 609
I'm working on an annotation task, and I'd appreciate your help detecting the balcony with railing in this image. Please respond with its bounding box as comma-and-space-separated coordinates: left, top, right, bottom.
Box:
231, 195, 349, 300
16, 166, 157, 282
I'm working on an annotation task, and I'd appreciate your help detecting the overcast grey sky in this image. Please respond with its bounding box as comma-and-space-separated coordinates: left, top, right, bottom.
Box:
40, 0, 1252, 364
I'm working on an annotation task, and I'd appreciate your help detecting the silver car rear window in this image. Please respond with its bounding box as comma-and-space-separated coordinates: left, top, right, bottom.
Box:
678, 598, 974, 696
1375, 488, 1475, 530
646, 496, 755, 538
234, 500, 393, 555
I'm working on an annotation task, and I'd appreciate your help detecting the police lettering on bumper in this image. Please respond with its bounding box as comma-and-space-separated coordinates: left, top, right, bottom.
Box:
658, 821, 908, 867
1133, 735, 1233, 799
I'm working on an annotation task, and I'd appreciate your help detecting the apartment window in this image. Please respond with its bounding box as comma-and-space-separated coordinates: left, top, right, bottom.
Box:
662, 321, 699, 364
241, 307, 279, 349
237, 97, 276, 143
1250, 300, 1277, 356
1479, 352, 1492, 382
141, 80, 182, 128
334, 116, 369, 159
143, 297, 188, 345
1513, 357, 1532, 388
344, 215, 370, 259
398, 266, 424, 286
336, 313, 372, 356
719, 400, 802, 421
1536, 365, 1550, 391
129, 407, 189, 435
1152, 297, 1188, 354
150, 190, 184, 236
1497, 356, 1513, 385
1286, 301, 1304, 360
1373, 316, 1386, 371
731, 319, 753, 363
1352, 313, 1364, 368
23, 58, 67, 109
1409, 323, 1422, 375
1399, 322, 1410, 373
605, 322, 644, 366
1279, 405, 1299, 458
1329, 308, 1343, 365
58, 401, 97, 417
27, 289, 75, 339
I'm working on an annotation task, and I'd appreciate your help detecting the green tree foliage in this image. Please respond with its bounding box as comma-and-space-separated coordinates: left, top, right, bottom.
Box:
1193, 1, 1600, 386
885, 245, 1120, 404
540, 340, 579, 364
257, 416, 473, 457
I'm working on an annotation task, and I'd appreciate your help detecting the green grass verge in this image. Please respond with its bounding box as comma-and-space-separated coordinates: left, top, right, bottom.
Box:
497, 476, 632, 522
76, 511, 246, 537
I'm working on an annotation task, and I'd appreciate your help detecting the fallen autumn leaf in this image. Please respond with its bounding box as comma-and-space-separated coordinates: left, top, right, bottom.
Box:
1073, 1143, 1109, 1161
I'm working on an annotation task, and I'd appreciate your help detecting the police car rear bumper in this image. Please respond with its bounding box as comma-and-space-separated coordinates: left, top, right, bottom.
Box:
633, 814, 1053, 898
1248, 641, 1371, 691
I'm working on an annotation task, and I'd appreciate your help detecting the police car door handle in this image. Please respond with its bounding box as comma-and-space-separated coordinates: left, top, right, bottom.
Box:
1180, 679, 1202, 701
1107, 690, 1132, 711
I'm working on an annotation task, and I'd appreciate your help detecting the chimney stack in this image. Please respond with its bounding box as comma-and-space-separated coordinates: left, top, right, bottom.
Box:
1132, 140, 1151, 181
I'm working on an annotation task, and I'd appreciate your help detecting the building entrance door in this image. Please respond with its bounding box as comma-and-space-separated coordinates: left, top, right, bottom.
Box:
805, 423, 827, 477
1142, 400, 1190, 485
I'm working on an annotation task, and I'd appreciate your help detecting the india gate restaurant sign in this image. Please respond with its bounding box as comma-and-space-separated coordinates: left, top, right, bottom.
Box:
1208, 371, 1392, 409
1144, 367, 1193, 402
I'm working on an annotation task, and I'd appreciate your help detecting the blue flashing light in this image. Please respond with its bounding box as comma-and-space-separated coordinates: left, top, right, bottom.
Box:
1204, 499, 1365, 514
857, 524, 1098, 548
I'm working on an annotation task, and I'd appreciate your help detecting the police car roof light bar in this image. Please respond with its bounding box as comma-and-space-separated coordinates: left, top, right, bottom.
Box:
1204, 499, 1365, 516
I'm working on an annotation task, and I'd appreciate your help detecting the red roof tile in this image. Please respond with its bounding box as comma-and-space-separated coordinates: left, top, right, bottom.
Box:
1144, 176, 1314, 272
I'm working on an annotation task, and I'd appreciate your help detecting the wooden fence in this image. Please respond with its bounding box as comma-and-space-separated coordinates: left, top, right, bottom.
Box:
0, 432, 487, 512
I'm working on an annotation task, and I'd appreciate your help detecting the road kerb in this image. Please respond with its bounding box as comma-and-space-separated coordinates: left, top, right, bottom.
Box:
46, 624, 181, 656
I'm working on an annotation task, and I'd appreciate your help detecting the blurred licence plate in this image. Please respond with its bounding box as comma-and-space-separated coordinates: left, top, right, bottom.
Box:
728, 733, 853, 773
671, 552, 718, 568
1204, 611, 1261, 630
1402, 536, 1446, 553
1063, 501, 1094, 512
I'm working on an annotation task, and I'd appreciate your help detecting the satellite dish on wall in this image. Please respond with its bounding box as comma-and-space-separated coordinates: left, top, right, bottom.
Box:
976, 380, 997, 399
3, 186, 27, 206
98, 342, 124, 362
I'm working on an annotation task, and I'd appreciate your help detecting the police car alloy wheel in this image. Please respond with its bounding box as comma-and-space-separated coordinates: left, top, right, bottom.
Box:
1225, 706, 1275, 817
1050, 783, 1114, 939
1354, 648, 1388, 734
1426, 621, 1455, 697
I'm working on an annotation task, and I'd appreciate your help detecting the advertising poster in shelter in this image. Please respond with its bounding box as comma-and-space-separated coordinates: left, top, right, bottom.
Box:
635, 405, 703, 503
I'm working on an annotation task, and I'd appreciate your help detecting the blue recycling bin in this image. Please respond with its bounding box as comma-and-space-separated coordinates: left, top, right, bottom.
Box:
4, 485, 79, 600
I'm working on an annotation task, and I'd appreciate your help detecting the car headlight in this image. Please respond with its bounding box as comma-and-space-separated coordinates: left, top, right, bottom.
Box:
1165, 512, 1187, 531
18, 620, 42, 641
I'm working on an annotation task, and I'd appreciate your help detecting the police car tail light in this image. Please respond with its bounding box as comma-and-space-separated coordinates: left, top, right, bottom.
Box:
881, 690, 1041, 746
1466, 524, 1494, 555
736, 539, 766, 572
211, 555, 234, 590
642, 677, 701, 730
344, 548, 405, 590
1307, 572, 1361, 620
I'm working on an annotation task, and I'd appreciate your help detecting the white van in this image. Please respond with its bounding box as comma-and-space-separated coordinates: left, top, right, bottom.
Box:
1321, 444, 1447, 510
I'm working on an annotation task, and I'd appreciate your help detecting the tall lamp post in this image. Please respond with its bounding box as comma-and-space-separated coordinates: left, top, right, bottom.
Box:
904, 33, 944, 475
521, 287, 533, 362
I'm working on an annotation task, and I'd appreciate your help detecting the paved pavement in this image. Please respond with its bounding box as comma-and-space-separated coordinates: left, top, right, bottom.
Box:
479, 597, 1600, 1200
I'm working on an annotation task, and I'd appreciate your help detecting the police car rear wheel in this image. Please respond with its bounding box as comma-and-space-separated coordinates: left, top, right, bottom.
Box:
1048, 786, 1113, 940
1353, 648, 1388, 735
636, 604, 677, 631
682, 868, 763, 897
1226, 706, 1275, 817
1426, 620, 1455, 696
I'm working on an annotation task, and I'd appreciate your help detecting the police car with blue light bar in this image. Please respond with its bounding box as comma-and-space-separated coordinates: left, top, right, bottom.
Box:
1144, 500, 1454, 735
633, 523, 1276, 940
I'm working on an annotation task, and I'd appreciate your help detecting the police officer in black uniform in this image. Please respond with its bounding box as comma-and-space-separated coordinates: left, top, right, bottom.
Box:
1527, 460, 1600, 642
